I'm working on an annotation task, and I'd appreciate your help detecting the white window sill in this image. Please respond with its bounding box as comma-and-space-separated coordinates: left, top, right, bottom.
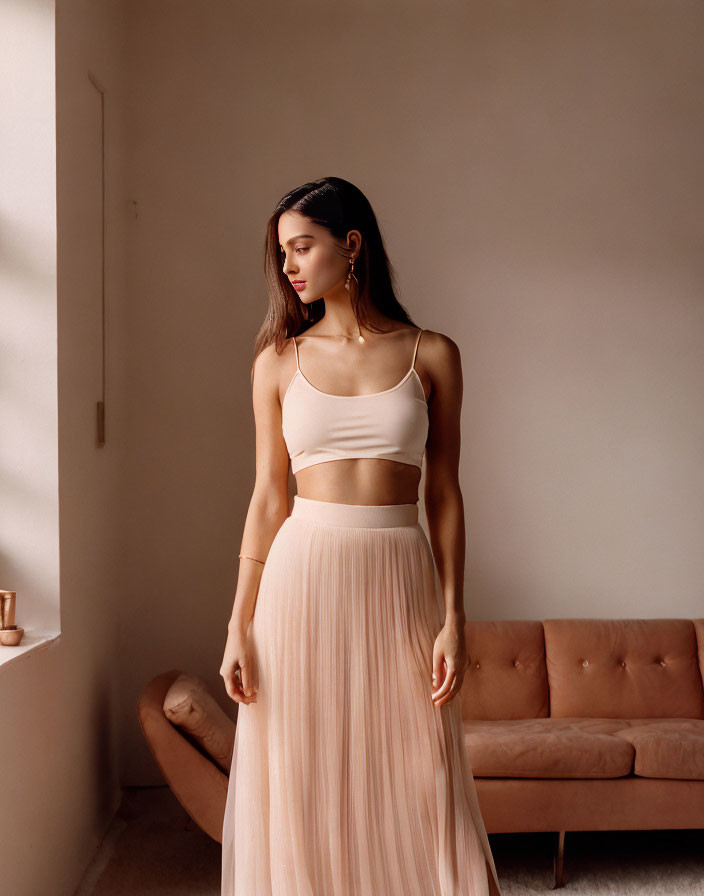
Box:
0, 630, 61, 672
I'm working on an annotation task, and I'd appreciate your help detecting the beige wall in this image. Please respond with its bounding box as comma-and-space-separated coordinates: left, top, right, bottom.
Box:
0, 1, 128, 894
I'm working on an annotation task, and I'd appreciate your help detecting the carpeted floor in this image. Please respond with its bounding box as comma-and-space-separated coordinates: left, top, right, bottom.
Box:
74, 786, 704, 895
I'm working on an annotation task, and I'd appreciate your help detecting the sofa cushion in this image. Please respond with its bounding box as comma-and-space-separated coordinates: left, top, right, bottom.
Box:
461, 620, 550, 720
543, 619, 704, 719
612, 718, 704, 780
163, 672, 235, 772
464, 717, 635, 778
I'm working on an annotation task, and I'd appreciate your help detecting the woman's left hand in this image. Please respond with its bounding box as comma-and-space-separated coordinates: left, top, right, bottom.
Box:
431, 618, 468, 707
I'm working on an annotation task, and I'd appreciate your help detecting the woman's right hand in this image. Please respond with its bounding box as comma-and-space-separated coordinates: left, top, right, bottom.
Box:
220, 623, 258, 704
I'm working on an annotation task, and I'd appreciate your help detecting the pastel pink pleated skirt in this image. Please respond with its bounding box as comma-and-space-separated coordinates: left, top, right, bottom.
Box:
221, 495, 502, 896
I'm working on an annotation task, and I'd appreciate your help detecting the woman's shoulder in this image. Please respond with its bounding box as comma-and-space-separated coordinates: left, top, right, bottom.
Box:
418, 328, 459, 354
416, 330, 463, 392
252, 337, 297, 389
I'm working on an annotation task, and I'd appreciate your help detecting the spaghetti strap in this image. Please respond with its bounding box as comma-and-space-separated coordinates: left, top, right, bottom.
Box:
410, 328, 423, 372
292, 335, 300, 371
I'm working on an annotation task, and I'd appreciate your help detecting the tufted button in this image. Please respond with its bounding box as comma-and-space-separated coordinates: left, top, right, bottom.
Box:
582, 659, 589, 667
620, 660, 626, 668
513, 659, 520, 667
659, 659, 666, 666
475, 661, 480, 669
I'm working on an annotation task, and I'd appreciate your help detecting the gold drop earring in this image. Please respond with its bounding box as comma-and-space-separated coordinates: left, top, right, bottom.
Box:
344, 255, 355, 291
345, 255, 365, 343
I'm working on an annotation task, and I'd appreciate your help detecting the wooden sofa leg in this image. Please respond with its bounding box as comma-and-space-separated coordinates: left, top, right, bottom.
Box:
552, 830, 566, 888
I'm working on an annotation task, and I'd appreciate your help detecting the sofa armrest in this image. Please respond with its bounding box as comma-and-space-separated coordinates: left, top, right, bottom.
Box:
136, 669, 231, 843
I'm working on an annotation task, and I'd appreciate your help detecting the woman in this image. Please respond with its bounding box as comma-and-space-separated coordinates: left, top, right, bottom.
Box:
220, 176, 503, 896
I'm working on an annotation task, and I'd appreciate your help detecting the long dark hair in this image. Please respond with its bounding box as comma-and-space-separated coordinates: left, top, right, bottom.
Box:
251, 176, 417, 380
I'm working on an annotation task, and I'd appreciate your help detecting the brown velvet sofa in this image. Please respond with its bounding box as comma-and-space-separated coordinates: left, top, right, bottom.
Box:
137, 617, 704, 888
461, 618, 704, 886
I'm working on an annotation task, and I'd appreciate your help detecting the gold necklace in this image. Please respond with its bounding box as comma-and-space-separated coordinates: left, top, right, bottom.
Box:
331, 329, 365, 343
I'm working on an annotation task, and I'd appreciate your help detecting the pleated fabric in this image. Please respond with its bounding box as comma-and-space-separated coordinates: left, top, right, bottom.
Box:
221, 495, 503, 896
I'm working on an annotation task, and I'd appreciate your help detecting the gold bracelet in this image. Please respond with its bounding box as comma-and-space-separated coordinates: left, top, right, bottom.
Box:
239, 552, 265, 565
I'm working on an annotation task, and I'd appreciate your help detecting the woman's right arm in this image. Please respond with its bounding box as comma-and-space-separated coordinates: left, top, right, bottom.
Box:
221, 341, 291, 703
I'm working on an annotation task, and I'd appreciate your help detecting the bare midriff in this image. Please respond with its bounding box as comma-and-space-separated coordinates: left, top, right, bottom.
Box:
294, 458, 422, 506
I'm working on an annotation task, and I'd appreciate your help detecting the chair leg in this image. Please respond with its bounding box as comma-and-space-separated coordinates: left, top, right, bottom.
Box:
552, 830, 566, 888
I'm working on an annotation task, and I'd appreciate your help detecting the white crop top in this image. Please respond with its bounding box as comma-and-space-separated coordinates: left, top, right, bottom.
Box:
281, 328, 429, 475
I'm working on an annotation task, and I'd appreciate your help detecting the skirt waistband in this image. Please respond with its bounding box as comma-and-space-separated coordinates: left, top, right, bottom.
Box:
290, 495, 419, 528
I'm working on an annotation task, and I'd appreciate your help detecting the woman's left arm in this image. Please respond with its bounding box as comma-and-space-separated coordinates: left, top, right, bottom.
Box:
422, 331, 468, 708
